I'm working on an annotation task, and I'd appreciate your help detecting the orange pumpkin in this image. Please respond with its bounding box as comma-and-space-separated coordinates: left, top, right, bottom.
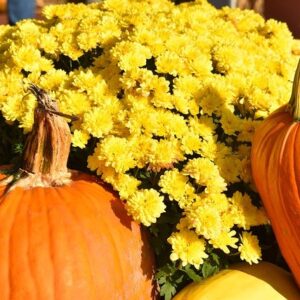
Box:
0, 85, 157, 300
251, 59, 300, 287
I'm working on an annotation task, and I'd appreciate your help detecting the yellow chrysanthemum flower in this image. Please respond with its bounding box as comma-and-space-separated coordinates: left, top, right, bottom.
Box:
216, 155, 242, 183
82, 107, 114, 138
39, 33, 59, 55
112, 173, 141, 200
112, 41, 152, 71
71, 129, 90, 149
188, 115, 216, 140
230, 191, 269, 229
159, 169, 196, 208
209, 230, 238, 254
39, 69, 68, 90
186, 199, 222, 240
180, 132, 202, 155
183, 157, 227, 194
11, 45, 49, 73
95, 136, 137, 173
168, 229, 208, 269
147, 138, 185, 172
125, 189, 166, 226
238, 231, 262, 264
59, 90, 91, 116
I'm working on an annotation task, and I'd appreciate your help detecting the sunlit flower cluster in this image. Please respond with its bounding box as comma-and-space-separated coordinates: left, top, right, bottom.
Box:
0, 0, 299, 268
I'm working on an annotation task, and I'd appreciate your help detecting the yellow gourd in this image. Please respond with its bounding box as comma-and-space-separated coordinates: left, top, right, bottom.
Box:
173, 262, 300, 300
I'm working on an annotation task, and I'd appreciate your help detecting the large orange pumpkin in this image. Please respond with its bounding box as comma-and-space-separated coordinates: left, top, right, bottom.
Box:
0, 85, 157, 300
251, 59, 300, 287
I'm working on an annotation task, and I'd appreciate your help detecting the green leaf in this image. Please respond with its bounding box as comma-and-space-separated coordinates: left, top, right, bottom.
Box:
183, 264, 202, 282
210, 252, 221, 264
12, 142, 23, 154
155, 263, 177, 280
201, 261, 219, 278
160, 281, 177, 300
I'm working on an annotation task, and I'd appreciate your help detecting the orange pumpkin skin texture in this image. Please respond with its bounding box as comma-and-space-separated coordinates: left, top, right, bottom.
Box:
0, 85, 157, 300
0, 172, 157, 300
251, 61, 300, 287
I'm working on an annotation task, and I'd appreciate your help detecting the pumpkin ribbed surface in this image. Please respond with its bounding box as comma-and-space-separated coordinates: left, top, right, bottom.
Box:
251, 60, 300, 287
251, 106, 300, 285
0, 172, 156, 300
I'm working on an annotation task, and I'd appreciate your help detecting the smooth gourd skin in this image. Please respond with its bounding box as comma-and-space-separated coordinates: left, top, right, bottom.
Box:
251, 105, 300, 287
173, 262, 300, 300
0, 171, 157, 300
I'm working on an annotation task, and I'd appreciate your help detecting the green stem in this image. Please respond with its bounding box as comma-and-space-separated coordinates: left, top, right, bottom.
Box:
288, 59, 300, 121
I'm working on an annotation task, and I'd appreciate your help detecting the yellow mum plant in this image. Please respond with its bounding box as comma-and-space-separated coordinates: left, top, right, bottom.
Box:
0, 0, 299, 298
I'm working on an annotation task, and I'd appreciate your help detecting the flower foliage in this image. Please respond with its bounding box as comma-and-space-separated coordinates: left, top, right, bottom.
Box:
0, 0, 299, 298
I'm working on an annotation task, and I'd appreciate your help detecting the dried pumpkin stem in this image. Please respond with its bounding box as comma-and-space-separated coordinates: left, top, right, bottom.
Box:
22, 84, 72, 177
288, 59, 300, 121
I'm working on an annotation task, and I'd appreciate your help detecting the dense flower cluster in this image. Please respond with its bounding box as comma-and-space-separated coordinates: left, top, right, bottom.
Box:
0, 0, 299, 268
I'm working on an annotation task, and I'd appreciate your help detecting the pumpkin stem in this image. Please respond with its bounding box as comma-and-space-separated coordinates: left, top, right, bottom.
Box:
288, 59, 300, 121
22, 84, 72, 179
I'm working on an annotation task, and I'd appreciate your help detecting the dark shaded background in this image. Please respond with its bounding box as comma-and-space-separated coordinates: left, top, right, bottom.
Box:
264, 0, 300, 39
